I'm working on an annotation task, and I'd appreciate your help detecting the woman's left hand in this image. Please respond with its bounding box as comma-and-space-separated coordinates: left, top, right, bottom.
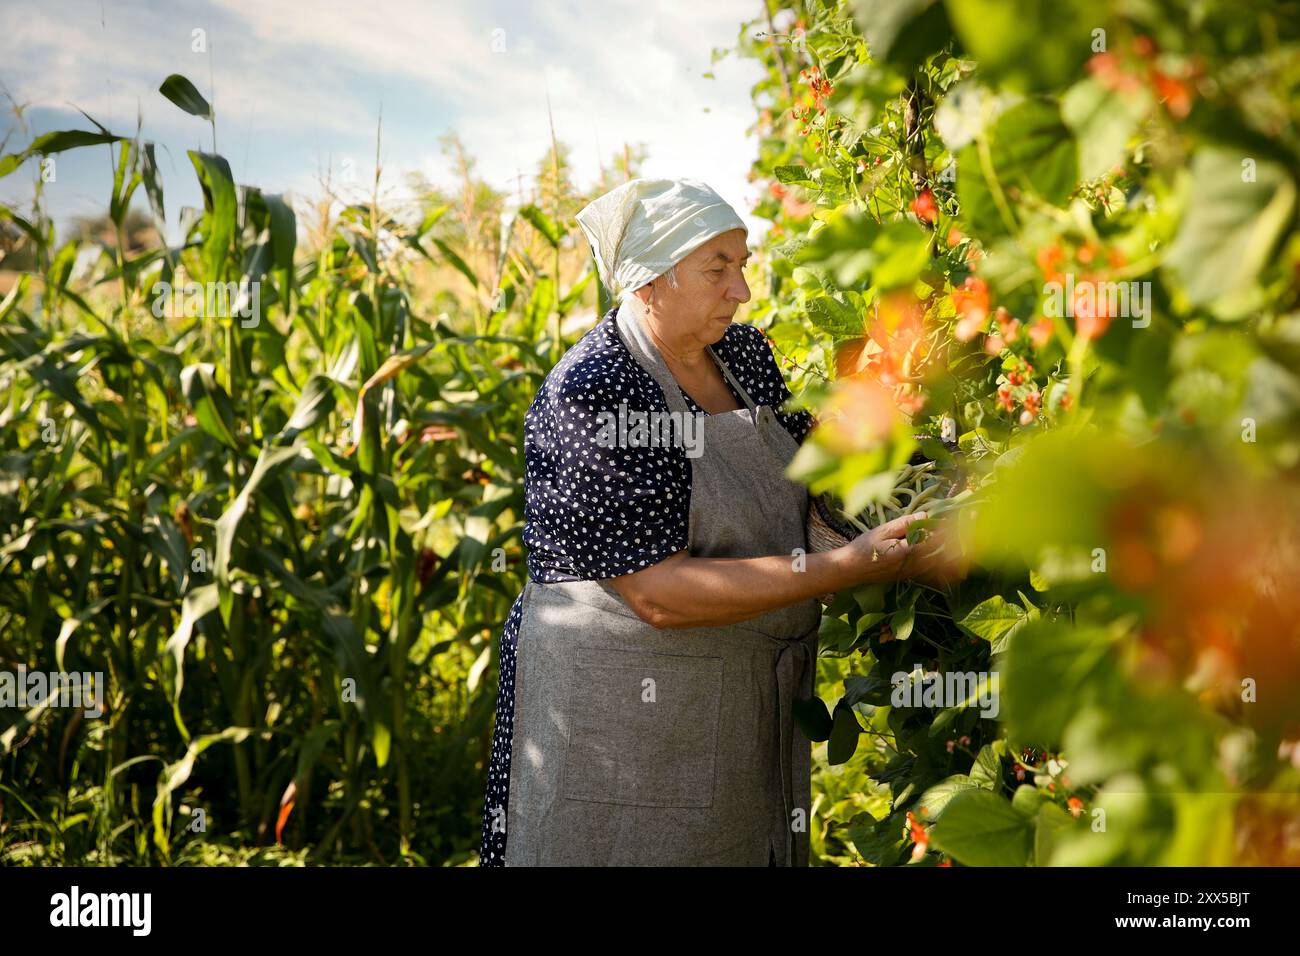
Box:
896, 517, 971, 588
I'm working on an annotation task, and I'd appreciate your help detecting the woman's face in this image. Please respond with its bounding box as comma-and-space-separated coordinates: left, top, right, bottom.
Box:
635, 228, 752, 347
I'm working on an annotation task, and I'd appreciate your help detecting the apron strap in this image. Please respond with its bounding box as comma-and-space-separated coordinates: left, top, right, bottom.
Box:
708, 342, 760, 413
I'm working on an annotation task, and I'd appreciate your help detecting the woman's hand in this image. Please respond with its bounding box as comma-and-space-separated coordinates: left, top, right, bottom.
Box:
897, 516, 971, 588
837, 510, 971, 587
837, 512, 928, 583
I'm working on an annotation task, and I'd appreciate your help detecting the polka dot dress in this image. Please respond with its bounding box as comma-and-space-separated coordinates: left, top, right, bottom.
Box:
478, 305, 814, 866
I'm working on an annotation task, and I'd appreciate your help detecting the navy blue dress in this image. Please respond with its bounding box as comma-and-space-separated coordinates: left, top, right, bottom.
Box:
478, 305, 814, 865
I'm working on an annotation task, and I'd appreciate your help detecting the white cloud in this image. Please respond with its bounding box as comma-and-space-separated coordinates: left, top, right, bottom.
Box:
1, 0, 773, 234
0, 2, 373, 136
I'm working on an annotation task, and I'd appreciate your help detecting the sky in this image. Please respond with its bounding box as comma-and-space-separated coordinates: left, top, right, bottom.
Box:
0, 0, 781, 246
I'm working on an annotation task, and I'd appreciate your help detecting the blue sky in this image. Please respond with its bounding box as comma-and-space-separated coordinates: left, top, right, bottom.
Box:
0, 0, 780, 244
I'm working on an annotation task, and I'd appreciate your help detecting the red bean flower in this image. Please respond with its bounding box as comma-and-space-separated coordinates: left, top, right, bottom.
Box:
910, 188, 938, 224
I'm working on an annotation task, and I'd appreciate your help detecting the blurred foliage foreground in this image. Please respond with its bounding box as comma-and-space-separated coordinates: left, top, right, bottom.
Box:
738, 0, 1300, 866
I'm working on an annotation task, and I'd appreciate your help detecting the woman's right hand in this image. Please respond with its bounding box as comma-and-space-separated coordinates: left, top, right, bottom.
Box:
837, 511, 930, 584
838, 508, 972, 588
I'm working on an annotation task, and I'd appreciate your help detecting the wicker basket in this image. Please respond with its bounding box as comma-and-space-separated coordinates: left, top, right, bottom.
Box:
807, 491, 859, 553
806, 492, 858, 605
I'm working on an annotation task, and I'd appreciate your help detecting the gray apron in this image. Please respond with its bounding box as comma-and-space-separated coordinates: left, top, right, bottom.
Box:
504, 300, 823, 866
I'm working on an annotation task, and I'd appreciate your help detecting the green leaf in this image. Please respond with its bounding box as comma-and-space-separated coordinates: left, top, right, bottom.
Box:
854, 0, 954, 70
842, 673, 892, 706
263, 192, 297, 272
320, 611, 390, 767
523, 275, 556, 341
969, 428, 1113, 562
557, 267, 594, 316
916, 774, 981, 822
990, 100, 1077, 206
1003, 620, 1122, 745
180, 363, 240, 449
806, 294, 864, 340
161, 585, 221, 742
827, 703, 862, 765
188, 151, 237, 281
968, 742, 1004, 788
27, 129, 124, 155
430, 237, 481, 288
872, 221, 935, 288
416, 204, 449, 237
303, 439, 356, 478
214, 444, 302, 594
55, 597, 113, 673
1061, 77, 1152, 181
153, 726, 251, 858
945, 0, 1095, 93
957, 595, 1030, 652
159, 73, 212, 119
845, 809, 908, 866
9, 346, 104, 432
291, 721, 342, 796
519, 204, 563, 248
1034, 801, 1077, 865
793, 696, 833, 742
927, 669, 1000, 736
1165, 147, 1297, 319
1, 128, 126, 179
890, 591, 918, 642
854, 582, 887, 613
774, 164, 817, 187
818, 614, 855, 653
854, 610, 889, 637
139, 142, 167, 234
1012, 782, 1047, 816
342, 226, 378, 273
797, 209, 930, 289
277, 374, 338, 442
929, 788, 1034, 865
140, 427, 202, 480
958, 100, 1078, 237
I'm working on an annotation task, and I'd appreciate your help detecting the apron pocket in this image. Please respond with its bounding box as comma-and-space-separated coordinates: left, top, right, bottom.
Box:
562, 646, 724, 808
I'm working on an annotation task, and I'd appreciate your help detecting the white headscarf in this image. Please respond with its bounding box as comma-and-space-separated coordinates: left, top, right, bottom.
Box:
575, 177, 749, 300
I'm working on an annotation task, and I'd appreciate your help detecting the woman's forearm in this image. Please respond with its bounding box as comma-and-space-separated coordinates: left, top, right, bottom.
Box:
617, 547, 883, 629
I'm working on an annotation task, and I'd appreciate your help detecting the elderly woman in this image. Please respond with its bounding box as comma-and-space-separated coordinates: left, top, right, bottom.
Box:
479, 178, 947, 867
